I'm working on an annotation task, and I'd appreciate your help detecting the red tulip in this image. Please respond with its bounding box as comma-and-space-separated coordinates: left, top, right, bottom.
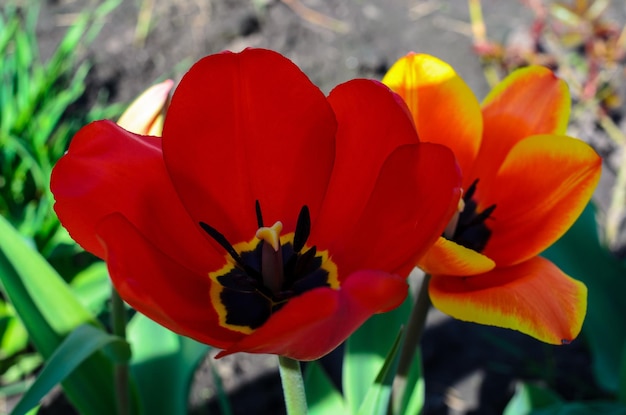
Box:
51, 49, 462, 360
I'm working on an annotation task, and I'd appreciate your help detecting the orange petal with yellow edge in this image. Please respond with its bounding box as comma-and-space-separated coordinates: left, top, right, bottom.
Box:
480, 135, 601, 266
472, 66, 570, 182
382, 53, 482, 183
429, 256, 587, 345
419, 237, 495, 276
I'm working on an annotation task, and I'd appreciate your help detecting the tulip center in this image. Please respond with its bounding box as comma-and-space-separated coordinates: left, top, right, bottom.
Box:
449, 179, 496, 252
200, 203, 339, 334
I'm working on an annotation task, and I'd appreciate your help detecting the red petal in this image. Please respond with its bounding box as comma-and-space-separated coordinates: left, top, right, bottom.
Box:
310, 79, 462, 277
311, 79, 421, 252
429, 256, 587, 345
97, 213, 242, 349
480, 135, 601, 265
382, 53, 483, 185
326, 142, 462, 278
162, 49, 336, 242
215, 271, 408, 360
50, 120, 222, 274
472, 66, 570, 183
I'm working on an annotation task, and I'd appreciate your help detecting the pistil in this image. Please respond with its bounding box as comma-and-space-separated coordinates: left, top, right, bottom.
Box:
256, 221, 285, 294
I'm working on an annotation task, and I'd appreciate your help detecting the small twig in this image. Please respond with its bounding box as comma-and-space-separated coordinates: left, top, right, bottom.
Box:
467, 0, 500, 87
280, 0, 349, 33
134, 0, 155, 47
605, 146, 626, 249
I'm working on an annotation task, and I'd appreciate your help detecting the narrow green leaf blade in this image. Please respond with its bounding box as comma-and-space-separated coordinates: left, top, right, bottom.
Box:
356, 328, 404, 415
11, 325, 130, 415
503, 382, 563, 415
128, 313, 210, 415
0, 216, 93, 340
398, 348, 424, 415
0, 215, 119, 415
344, 296, 411, 414
305, 361, 346, 415
532, 401, 626, 415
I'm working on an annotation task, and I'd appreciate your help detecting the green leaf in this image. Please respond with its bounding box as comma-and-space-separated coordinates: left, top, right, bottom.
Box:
503, 383, 563, 415
543, 204, 626, 393
1, 354, 42, 384
0, 214, 94, 345
0, 379, 33, 402
70, 261, 111, 315
398, 348, 424, 415
11, 325, 130, 415
532, 401, 626, 415
356, 328, 404, 415
128, 313, 210, 415
343, 296, 412, 414
0, 215, 119, 414
619, 341, 626, 404
305, 361, 346, 415
0, 302, 28, 359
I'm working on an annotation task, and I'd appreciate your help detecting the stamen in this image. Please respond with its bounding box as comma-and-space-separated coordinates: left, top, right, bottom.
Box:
294, 246, 317, 277
255, 200, 264, 228
293, 205, 311, 253
256, 221, 284, 294
465, 179, 478, 201
471, 204, 496, 226
450, 180, 497, 252
199, 222, 246, 267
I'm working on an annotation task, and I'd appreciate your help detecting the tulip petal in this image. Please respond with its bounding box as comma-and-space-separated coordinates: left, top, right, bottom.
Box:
419, 237, 495, 276
312, 79, 421, 251
216, 271, 408, 361
382, 53, 482, 183
162, 49, 336, 243
97, 213, 242, 349
328, 143, 462, 278
473, 66, 571, 182
480, 135, 601, 266
117, 79, 173, 136
429, 256, 587, 344
51, 120, 222, 274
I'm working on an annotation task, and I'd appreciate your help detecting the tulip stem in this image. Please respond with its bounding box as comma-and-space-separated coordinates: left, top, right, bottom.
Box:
393, 273, 432, 411
110, 287, 130, 415
278, 356, 308, 415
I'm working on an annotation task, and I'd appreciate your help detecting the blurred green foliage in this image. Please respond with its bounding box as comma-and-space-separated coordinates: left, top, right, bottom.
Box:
0, 1, 122, 253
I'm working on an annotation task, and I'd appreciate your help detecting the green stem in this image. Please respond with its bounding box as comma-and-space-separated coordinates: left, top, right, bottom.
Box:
393, 273, 432, 411
278, 356, 308, 415
110, 287, 130, 415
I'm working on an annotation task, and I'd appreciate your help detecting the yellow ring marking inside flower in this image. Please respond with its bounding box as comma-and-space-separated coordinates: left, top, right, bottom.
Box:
209, 232, 339, 334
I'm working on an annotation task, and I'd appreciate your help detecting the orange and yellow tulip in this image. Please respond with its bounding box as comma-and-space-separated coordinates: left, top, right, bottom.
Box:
383, 53, 602, 345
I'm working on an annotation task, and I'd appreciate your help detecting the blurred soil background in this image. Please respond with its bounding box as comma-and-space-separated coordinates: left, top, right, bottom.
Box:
25, 0, 626, 414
